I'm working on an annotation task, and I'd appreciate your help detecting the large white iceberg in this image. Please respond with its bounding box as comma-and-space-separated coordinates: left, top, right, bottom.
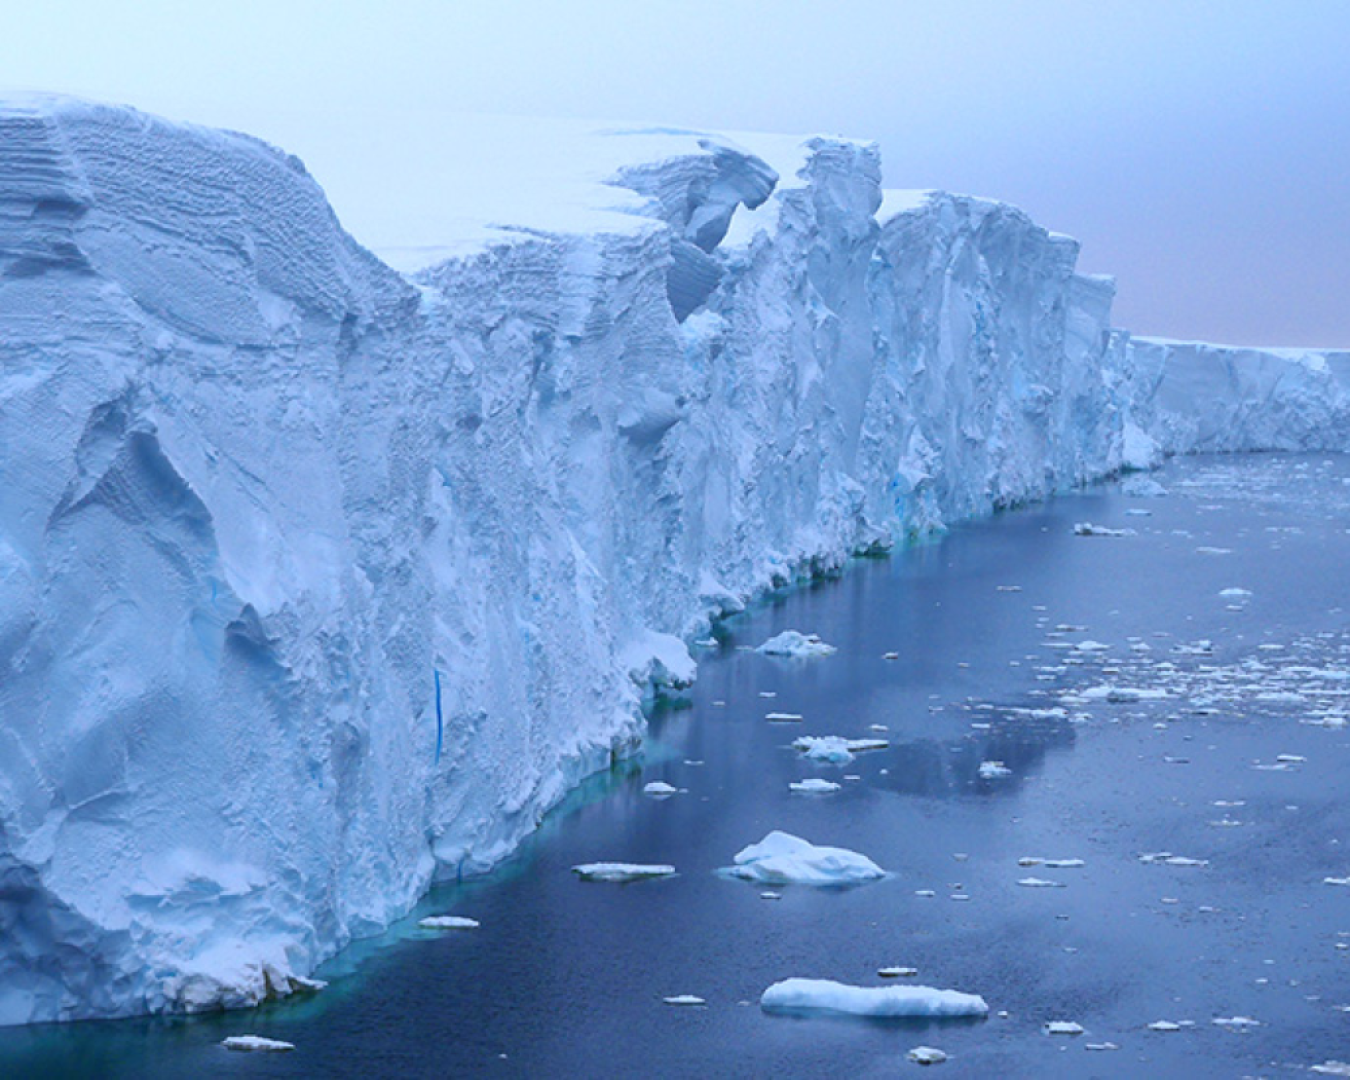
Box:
760, 978, 988, 1018
0, 93, 1346, 1025
720, 831, 886, 885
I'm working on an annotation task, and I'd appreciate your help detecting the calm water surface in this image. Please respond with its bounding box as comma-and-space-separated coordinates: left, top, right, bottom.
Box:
5, 454, 1350, 1078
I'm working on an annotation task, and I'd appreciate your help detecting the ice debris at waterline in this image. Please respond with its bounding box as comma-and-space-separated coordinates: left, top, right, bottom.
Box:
663, 995, 706, 1007
4, 93, 1350, 1025
418, 915, 480, 930
760, 978, 988, 1019
907, 1046, 948, 1065
789, 778, 842, 794
1073, 522, 1134, 537
756, 630, 837, 658
720, 831, 886, 886
572, 863, 677, 883
221, 1036, 296, 1053
642, 781, 681, 797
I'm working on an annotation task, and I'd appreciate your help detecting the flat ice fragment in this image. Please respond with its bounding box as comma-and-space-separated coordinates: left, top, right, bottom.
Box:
760, 978, 988, 1019
1075, 640, 1110, 652
882, 651, 900, 660
1125, 508, 1152, 516
757, 631, 837, 658
793, 735, 887, 764
915, 890, 937, 898
1085, 1042, 1120, 1051
1212, 1016, 1260, 1029
1073, 522, 1133, 537
572, 863, 677, 883
1196, 547, 1232, 555
879, 967, 918, 978
790, 778, 841, 794
643, 781, 680, 797
663, 995, 705, 1006
722, 831, 885, 886
1312, 1062, 1350, 1076
1219, 588, 1253, 599
1018, 878, 1065, 889
1147, 1020, 1182, 1031
1324, 876, 1350, 886
222, 1036, 295, 1052
1276, 754, 1306, 763
1043, 1021, 1084, 1035
419, 915, 480, 930
908, 1046, 948, 1065
978, 761, 1012, 779
765, 712, 803, 722
760, 891, 781, 900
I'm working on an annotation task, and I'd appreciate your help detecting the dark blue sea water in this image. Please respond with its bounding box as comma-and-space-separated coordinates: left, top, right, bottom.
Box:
4, 454, 1350, 1078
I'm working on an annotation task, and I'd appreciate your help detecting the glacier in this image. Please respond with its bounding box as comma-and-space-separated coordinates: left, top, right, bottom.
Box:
0, 95, 1345, 1025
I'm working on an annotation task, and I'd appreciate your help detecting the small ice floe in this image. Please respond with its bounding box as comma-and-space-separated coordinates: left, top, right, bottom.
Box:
1209, 817, 1244, 828
870, 723, 889, 732
997, 584, 1022, 592
879, 967, 918, 978
1304, 715, 1348, 729
1311, 1062, 1350, 1076
765, 712, 804, 723
760, 978, 988, 1019
793, 735, 888, 764
1147, 1020, 1184, 1032
978, 761, 1012, 780
663, 995, 706, 1006
1212, 1016, 1260, 1030
1196, 546, 1232, 556
790, 778, 841, 794
883, 651, 900, 660
1075, 640, 1111, 653
1080, 685, 1167, 703
572, 863, 676, 883
758, 691, 777, 698
915, 889, 937, 898
760, 891, 781, 900
1085, 1042, 1120, 1051
1324, 876, 1350, 887
221, 1036, 295, 1053
1123, 475, 1169, 497
721, 831, 886, 886
419, 915, 480, 930
1125, 508, 1152, 517
1138, 853, 1209, 867
1043, 1020, 1084, 1036
643, 781, 680, 797
1018, 878, 1066, 889
1019, 858, 1084, 869
1073, 522, 1133, 537
757, 631, 837, 658
1219, 588, 1253, 599
1276, 753, 1306, 763
907, 1046, 948, 1065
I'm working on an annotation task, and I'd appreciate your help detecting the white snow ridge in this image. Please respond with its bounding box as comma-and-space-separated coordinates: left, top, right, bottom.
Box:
3, 93, 1349, 1024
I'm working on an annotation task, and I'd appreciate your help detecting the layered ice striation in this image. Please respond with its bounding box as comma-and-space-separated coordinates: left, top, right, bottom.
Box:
0, 95, 1343, 1025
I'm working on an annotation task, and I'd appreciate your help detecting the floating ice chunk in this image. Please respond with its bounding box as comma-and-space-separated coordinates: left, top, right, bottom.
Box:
1147, 1020, 1183, 1031
1325, 876, 1350, 887
572, 863, 677, 882
879, 967, 918, 978
1125, 508, 1152, 516
978, 761, 1012, 780
765, 712, 803, 722
908, 1046, 948, 1065
1212, 1016, 1260, 1029
663, 995, 706, 1006
1018, 878, 1065, 888
996, 584, 1022, 592
882, 651, 900, 660
419, 915, 480, 930
1073, 522, 1133, 537
1219, 588, 1252, 599
1086, 1042, 1120, 1051
790, 778, 841, 794
222, 1036, 296, 1052
722, 831, 886, 886
1123, 475, 1169, 497
757, 631, 837, 658
1312, 1062, 1350, 1076
643, 781, 680, 797
1043, 1021, 1084, 1035
1138, 853, 1209, 867
1276, 753, 1306, 763
760, 978, 988, 1018
1196, 546, 1232, 556
792, 735, 888, 764
1075, 640, 1111, 653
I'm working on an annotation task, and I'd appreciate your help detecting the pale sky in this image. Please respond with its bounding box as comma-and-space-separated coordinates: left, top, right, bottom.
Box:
4, 0, 1347, 346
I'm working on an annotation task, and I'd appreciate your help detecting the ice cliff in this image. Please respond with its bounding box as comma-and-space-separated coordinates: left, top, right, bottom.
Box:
0, 96, 1343, 1025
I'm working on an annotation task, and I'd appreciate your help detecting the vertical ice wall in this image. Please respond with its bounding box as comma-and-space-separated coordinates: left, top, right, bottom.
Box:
0, 97, 1340, 1025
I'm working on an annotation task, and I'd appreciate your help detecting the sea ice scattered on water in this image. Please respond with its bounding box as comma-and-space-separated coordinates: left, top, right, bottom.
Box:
789, 778, 841, 794
643, 781, 680, 797
757, 631, 837, 658
722, 831, 886, 886
760, 978, 988, 1018
572, 863, 677, 883
1043, 1021, 1084, 1035
907, 1046, 948, 1064
221, 1036, 295, 1052
418, 915, 480, 930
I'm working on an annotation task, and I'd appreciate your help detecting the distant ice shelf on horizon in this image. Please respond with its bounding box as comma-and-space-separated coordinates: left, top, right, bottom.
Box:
1, 93, 1347, 1026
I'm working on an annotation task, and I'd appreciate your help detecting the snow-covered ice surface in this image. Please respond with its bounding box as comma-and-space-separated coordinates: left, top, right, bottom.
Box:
760, 978, 988, 1018
571, 863, 677, 883
2, 94, 1349, 1027
720, 831, 886, 886
220, 1035, 295, 1052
